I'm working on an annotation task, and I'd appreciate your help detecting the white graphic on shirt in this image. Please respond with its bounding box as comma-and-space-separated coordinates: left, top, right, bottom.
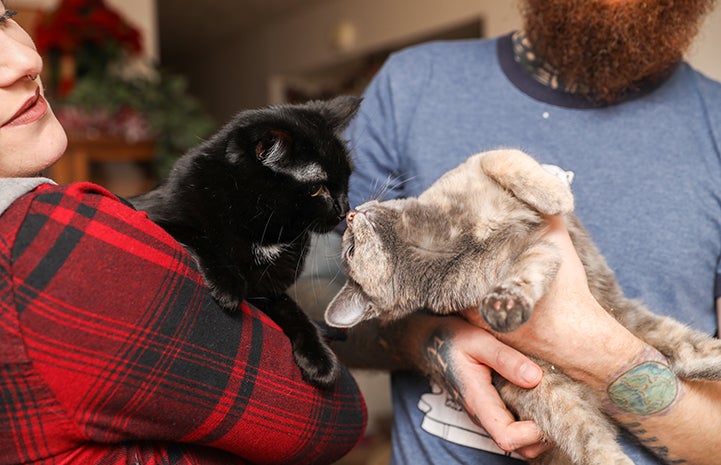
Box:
418, 383, 523, 459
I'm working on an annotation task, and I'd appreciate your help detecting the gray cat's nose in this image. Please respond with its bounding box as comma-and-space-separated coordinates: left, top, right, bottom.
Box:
346, 210, 357, 223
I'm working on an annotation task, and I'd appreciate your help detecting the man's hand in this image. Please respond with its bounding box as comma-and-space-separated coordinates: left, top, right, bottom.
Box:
465, 215, 646, 385
419, 313, 551, 458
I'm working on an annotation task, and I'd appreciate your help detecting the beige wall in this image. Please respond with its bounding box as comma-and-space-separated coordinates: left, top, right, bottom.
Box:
688, 4, 721, 81
194, 0, 522, 117
189, 0, 720, 119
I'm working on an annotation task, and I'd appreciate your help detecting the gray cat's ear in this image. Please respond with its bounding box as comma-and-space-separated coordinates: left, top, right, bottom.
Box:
325, 282, 374, 328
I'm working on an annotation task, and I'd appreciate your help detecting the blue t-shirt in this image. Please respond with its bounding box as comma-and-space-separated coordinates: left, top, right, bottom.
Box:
347, 33, 721, 464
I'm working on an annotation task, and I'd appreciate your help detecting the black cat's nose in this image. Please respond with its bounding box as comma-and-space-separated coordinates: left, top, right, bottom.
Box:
335, 195, 350, 219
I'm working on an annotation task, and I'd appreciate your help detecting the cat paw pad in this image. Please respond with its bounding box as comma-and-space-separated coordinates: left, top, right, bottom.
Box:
481, 287, 532, 333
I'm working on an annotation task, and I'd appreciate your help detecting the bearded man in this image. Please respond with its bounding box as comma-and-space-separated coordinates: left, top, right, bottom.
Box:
332, 0, 721, 464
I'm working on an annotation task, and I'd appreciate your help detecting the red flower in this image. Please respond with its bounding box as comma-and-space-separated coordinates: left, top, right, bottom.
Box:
35, 0, 142, 55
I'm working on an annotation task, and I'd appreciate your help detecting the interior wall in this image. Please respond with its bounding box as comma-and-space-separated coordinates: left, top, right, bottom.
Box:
187, 0, 721, 121
688, 4, 721, 82
193, 0, 520, 120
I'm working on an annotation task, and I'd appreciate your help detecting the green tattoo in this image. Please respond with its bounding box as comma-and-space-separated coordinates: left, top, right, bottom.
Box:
607, 361, 678, 415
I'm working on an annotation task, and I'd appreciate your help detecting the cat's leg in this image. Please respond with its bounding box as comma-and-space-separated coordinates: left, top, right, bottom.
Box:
480, 241, 560, 332
613, 300, 721, 381
167, 232, 252, 311
495, 367, 633, 465
200, 265, 249, 311
529, 448, 573, 465
476, 149, 575, 216
262, 293, 341, 388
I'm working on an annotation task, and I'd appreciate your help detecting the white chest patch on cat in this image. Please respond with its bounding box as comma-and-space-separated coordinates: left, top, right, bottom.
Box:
252, 243, 288, 265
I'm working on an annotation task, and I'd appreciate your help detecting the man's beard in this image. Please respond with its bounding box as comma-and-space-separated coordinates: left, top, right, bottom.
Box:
520, 0, 716, 104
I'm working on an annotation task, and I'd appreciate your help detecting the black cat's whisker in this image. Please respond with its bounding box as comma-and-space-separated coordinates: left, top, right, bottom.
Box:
327, 264, 346, 287
259, 210, 275, 245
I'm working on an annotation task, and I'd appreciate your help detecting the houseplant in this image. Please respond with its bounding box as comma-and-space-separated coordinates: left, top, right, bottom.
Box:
34, 0, 215, 176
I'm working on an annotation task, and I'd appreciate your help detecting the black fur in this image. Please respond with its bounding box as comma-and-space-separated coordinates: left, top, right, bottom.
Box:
131, 96, 360, 388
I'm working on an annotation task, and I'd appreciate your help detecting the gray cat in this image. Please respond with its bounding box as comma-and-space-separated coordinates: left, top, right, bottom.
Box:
324, 149, 721, 465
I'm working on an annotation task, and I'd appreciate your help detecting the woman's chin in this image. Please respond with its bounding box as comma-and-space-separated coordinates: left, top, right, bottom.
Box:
0, 112, 68, 177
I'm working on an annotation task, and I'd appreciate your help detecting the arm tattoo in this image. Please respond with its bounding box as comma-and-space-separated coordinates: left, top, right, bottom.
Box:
423, 330, 466, 407
607, 361, 679, 415
605, 347, 686, 463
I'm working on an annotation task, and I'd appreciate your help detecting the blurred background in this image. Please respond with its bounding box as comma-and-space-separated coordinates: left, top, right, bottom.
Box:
11, 1, 721, 463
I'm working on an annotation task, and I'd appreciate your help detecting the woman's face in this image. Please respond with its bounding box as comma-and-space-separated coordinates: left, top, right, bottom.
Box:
0, 2, 66, 177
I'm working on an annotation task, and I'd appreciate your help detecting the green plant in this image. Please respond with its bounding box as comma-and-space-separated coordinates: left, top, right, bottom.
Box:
62, 69, 216, 176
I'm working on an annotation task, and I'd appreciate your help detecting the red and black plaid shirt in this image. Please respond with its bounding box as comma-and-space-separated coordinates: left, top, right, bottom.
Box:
0, 182, 366, 464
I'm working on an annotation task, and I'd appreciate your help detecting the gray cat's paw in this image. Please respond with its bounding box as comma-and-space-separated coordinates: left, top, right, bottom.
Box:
481, 286, 532, 332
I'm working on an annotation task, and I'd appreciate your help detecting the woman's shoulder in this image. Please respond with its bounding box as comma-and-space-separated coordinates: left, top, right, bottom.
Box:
1, 180, 127, 219
0, 180, 193, 289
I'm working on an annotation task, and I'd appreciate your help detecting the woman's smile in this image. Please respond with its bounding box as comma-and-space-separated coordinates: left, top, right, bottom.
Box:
2, 87, 48, 128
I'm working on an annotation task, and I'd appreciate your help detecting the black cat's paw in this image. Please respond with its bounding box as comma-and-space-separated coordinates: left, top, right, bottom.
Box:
210, 286, 245, 311
481, 286, 532, 333
293, 335, 341, 389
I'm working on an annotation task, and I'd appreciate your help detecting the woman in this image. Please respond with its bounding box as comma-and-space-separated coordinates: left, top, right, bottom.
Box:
0, 3, 365, 464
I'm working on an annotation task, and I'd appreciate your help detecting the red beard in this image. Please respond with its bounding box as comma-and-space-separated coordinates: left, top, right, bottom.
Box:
520, 0, 716, 103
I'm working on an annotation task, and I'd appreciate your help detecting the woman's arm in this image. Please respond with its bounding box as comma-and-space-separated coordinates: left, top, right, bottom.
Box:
5, 183, 365, 465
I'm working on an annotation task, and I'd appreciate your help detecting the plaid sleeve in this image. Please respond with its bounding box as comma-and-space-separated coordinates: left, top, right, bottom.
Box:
0, 182, 366, 465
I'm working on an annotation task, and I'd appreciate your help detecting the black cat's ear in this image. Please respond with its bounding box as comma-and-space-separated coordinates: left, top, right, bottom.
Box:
324, 281, 375, 328
313, 95, 362, 134
255, 129, 291, 163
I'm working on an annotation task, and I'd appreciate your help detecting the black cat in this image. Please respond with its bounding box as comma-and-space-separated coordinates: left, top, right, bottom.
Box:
131, 96, 360, 388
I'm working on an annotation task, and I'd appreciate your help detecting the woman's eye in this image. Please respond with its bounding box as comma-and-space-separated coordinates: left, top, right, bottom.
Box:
0, 9, 17, 24
310, 185, 329, 197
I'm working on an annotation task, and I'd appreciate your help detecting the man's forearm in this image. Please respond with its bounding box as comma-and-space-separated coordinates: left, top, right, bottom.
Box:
523, 314, 721, 465
330, 314, 435, 372
596, 346, 721, 465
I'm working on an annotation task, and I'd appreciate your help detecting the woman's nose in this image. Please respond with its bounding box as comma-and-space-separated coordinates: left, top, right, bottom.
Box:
0, 31, 43, 87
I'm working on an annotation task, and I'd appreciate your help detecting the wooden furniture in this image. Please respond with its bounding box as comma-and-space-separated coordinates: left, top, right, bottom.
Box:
48, 135, 156, 196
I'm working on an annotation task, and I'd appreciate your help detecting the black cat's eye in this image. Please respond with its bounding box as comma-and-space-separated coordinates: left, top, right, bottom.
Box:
310, 185, 330, 198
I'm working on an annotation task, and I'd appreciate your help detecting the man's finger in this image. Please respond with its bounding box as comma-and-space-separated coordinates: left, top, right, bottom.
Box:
465, 326, 543, 389
460, 364, 543, 452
